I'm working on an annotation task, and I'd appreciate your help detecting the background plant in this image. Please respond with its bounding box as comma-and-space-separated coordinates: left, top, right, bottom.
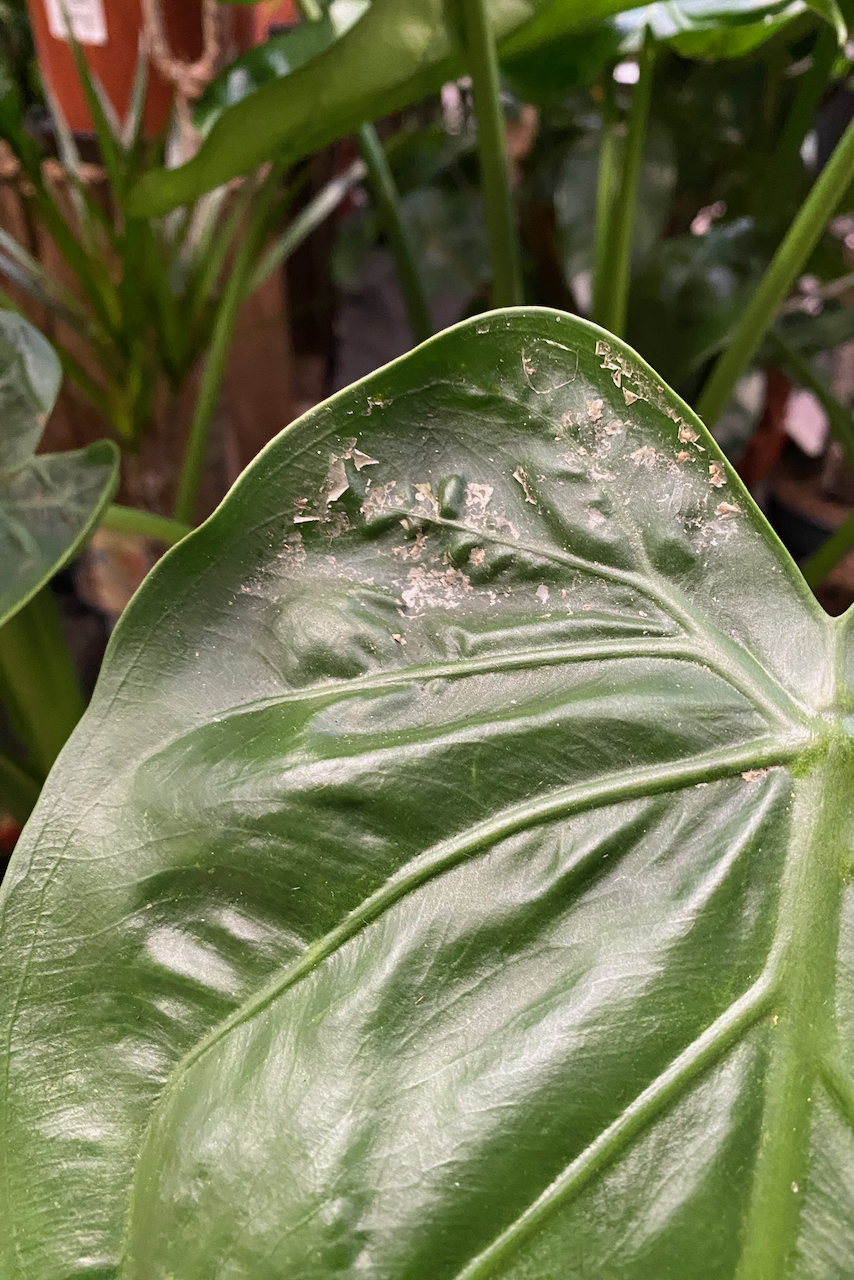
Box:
0, 310, 117, 824
0, 30, 365, 523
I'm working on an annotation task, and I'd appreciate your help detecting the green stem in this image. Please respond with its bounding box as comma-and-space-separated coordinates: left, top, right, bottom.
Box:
800, 510, 854, 588
245, 159, 366, 297
0, 752, 41, 827
697, 110, 854, 428
0, 588, 84, 779
357, 124, 432, 345
598, 30, 656, 338
733, 735, 853, 1279
758, 24, 837, 228
591, 78, 620, 325
173, 171, 281, 525
769, 332, 854, 474
459, 0, 523, 307
101, 504, 192, 546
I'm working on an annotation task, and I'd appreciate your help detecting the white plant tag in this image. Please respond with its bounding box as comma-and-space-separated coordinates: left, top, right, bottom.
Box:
44, 0, 108, 46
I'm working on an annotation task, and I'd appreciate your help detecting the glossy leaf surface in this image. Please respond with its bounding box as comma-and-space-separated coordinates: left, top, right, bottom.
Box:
615, 0, 845, 57
2, 309, 854, 1279
505, 0, 844, 103
129, 0, 633, 215
0, 312, 118, 627
193, 8, 344, 137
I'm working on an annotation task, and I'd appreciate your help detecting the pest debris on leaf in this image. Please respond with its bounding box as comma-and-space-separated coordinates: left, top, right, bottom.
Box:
414, 483, 439, 516
512, 466, 537, 504
465, 482, 493, 518
709, 462, 726, 487
631, 446, 658, 467
361, 479, 400, 522
401, 565, 473, 612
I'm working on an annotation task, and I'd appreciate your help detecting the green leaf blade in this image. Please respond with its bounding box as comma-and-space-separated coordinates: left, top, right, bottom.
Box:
0, 442, 120, 627
0, 313, 119, 628
2, 309, 852, 1280
128, 0, 637, 216
0, 312, 61, 476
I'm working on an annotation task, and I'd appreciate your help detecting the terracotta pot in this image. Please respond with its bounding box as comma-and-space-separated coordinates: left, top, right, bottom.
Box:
25, 0, 208, 135
249, 0, 299, 37
26, 0, 301, 138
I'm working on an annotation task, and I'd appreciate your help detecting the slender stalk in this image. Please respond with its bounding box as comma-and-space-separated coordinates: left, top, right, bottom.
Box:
175, 156, 368, 523
591, 78, 621, 324
598, 30, 656, 337
769, 332, 854, 474
101, 504, 192, 546
246, 159, 366, 296
0, 589, 84, 778
459, 0, 523, 307
357, 124, 432, 344
698, 110, 854, 427
800, 509, 854, 587
758, 24, 837, 227
173, 170, 282, 525
0, 752, 41, 827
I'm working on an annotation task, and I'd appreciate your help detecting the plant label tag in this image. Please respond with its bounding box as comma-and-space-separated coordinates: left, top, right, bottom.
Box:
43, 0, 107, 46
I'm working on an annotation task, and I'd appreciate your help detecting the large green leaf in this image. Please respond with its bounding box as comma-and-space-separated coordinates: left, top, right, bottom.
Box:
2, 308, 854, 1278
504, 0, 844, 99
193, 7, 343, 136
128, 0, 634, 216
615, 0, 845, 58
0, 311, 119, 627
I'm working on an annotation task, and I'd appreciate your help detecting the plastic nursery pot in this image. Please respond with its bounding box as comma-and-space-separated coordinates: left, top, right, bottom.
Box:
25, 0, 252, 137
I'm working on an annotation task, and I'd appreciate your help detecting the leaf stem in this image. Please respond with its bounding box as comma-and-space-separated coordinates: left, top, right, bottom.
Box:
698, 109, 854, 427
101, 504, 192, 546
596, 29, 656, 338
591, 77, 620, 325
0, 588, 84, 778
734, 734, 854, 1279
245, 159, 366, 296
357, 124, 432, 344
173, 170, 281, 525
459, 0, 524, 307
757, 24, 838, 228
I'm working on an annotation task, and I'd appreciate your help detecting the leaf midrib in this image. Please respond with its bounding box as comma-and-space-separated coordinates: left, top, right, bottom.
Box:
157, 635, 781, 727
354, 503, 815, 726
127, 732, 804, 1150
733, 729, 854, 1278
453, 740, 854, 1280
